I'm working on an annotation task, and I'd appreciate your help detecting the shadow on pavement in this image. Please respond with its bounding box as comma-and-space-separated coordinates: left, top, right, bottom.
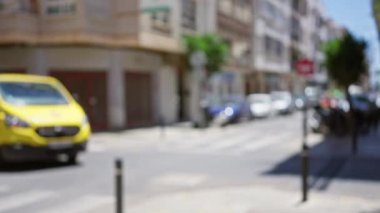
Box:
264, 130, 380, 191
0, 161, 81, 173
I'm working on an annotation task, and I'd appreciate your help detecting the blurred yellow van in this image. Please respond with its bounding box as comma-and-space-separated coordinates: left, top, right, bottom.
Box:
0, 74, 91, 164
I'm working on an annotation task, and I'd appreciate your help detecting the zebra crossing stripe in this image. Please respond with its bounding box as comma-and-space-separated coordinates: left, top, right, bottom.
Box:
169, 125, 259, 151
195, 133, 261, 152
88, 143, 106, 152
0, 185, 10, 194
0, 190, 56, 213
232, 132, 295, 154
40, 195, 113, 213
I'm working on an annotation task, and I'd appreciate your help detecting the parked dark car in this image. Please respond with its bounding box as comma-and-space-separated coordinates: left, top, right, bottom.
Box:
204, 95, 248, 126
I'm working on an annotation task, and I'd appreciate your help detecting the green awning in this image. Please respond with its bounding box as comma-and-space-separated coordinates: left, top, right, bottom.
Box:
142, 6, 170, 13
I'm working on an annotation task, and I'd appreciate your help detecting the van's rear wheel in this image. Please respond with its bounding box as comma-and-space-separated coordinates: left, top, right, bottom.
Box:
0, 149, 6, 166
67, 153, 78, 165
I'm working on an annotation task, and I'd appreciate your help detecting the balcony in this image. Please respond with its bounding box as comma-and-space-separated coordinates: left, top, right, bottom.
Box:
217, 12, 251, 39
0, 0, 182, 53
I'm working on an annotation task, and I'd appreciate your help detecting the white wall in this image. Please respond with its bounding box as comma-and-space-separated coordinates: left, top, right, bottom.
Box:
253, 0, 291, 73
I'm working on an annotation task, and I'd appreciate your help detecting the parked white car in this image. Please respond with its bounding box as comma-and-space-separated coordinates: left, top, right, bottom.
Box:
271, 91, 294, 114
247, 94, 273, 118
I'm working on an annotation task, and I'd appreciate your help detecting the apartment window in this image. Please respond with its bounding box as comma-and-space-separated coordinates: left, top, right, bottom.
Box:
218, 0, 233, 15
44, 0, 76, 16
235, 0, 251, 23
275, 41, 283, 58
242, 1, 251, 23
20, 0, 38, 13
85, 0, 111, 19
264, 35, 273, 61
260, 1, 287, 31
0, 0, 38, 14
181, 0, 196, 30
292, 0, 299, 11
264, 35, 284, 62
301, 0, 308, 16
293, 0, 307, 15
291, 17, 302, 42
265, 36, 271, 55
264, 1, 276, 18
151, 10, 171, 34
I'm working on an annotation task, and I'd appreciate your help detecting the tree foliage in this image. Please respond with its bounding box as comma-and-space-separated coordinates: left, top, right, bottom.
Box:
323, 32, 368, 90
183, 34, 229, 74
323, 32, 369, 155
373, 0, 380, 34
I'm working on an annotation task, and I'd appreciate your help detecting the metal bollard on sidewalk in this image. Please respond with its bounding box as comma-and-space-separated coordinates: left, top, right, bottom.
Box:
301, 144, 309, 202
301, 106, 309, 202
115, 158, 123, 213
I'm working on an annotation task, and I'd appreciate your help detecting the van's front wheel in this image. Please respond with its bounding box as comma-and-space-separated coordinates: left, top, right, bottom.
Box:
67, 153, 78, 165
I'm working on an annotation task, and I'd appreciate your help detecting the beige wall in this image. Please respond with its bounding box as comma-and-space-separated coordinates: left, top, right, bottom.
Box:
0, 47, 179, 129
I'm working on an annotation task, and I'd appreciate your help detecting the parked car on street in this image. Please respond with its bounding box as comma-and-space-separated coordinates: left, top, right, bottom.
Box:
351, 94, 376, 134
294, 95, 306, 110
247, 94, 273, 118
0, 74, 91, 164
271, 91, 294, 114
204, 95, 248, 126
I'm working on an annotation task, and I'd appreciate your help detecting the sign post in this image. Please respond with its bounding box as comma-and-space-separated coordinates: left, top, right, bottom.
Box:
296, 59, 314, 77
190, 51, 207, 127
296, 59, 314, 202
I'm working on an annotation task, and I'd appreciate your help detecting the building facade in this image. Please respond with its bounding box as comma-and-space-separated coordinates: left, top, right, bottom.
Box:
195, 0, 252, 99
249, 0, 292, 93
0, 0, 335, 130
0, 0, 182, 131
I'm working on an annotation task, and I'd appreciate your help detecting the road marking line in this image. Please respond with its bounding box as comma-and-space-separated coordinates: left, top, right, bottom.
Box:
195, 133, 261, 152
0, 185, 10, 194
150, 173, 208, 187
232, 132, 295, 154
0, 190, 56, 213
166, 125, 262, 151
88, 143, 106, 152
40, 195, 113, 213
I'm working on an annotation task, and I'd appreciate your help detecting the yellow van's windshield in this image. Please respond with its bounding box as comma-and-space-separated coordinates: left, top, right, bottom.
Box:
0, 82, 68, 106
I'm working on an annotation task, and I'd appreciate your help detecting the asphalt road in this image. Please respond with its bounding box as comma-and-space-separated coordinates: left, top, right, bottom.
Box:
1, 113, 380, 212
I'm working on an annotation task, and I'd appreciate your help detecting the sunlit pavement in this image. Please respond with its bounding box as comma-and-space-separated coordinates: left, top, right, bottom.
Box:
2, 112, 380, 212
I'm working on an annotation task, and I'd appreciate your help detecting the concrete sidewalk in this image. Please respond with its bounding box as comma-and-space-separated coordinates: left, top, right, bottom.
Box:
93, 184, 379, 213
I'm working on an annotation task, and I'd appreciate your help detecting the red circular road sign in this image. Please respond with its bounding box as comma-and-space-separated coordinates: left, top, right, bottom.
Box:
296, 59, 314, 77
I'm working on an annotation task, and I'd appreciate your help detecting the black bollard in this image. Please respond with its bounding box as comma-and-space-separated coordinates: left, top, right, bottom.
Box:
301, 144, 309, 202
115, 159, 123, 213
301, 106, 309, 202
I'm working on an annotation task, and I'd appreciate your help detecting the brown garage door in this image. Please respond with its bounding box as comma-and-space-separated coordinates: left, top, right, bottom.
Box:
125, 72, 153, 128
50, 71, 108, 131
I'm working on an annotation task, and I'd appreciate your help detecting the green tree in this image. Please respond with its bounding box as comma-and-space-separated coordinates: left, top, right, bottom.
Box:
183, 34, 229, 74
373, 0, 380, 36
323, 32, 368, 155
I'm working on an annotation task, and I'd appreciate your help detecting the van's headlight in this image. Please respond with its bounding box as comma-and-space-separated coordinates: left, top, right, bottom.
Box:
4, 114, 30, 128
82, 116, 89, 125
